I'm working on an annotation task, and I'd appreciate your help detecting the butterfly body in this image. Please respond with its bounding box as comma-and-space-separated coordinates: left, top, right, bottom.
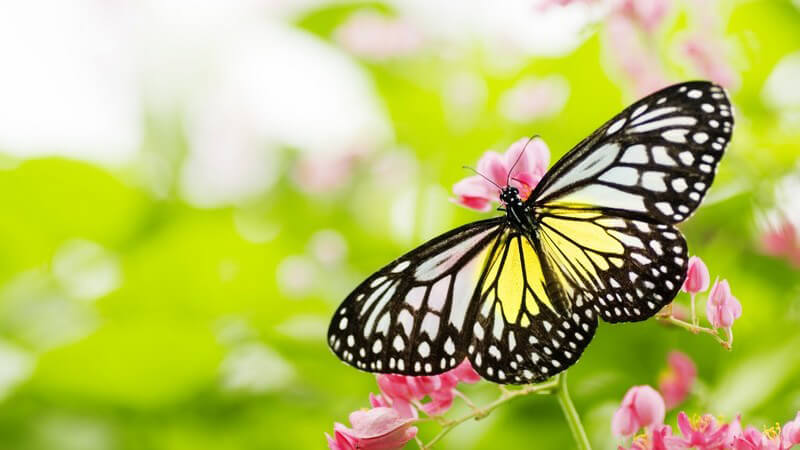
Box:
328, 81, 733, 384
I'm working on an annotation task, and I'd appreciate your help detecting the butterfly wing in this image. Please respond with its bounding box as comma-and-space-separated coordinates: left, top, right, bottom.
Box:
529, 81, 733, 224
467, 231, 598, 383
328, 218, 507, 375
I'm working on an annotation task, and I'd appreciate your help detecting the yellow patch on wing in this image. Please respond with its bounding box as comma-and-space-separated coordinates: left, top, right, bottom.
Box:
540, 226, 608, 290
485, 237, 552, 322
541, 217, 625, 255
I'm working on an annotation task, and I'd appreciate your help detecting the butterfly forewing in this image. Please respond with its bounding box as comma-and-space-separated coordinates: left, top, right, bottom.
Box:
328, 218, 506, 375
530, 81, 733, 224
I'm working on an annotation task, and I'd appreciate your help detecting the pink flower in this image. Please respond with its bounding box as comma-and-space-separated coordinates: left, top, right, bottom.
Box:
498, 76, 569, 123
369, 392, 417, 419
376, 359, 481, 417
782, 412, 800, 448
706, 278, 742, 329
325, 407, 418, 450
761, 220, 800, 267
612, 386, 666, 436
682, 34, 740, 89
618, 0, 671, 33
676, 412, 734, 449
452, 137, 550, 212
658, 351, 697, 410
733, 426, 783, 450
335, 12, 423, 61
619, 424, 682, 450
604, 15, 671, 96
682, 256, 711, 294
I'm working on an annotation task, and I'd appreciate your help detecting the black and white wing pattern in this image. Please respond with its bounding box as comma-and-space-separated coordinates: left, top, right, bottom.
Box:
328, 218, 507, 376
529, 81, 733, 224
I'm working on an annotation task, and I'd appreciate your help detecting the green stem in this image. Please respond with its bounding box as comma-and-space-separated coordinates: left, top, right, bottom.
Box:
555, 372, 592, 450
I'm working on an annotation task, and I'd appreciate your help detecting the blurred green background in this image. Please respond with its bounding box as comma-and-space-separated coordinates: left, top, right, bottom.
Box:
0, 1, 799, 449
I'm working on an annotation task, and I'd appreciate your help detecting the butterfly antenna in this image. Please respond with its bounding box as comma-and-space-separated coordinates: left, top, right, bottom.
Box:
506, 134, 541, 187
462, 165, 502, 191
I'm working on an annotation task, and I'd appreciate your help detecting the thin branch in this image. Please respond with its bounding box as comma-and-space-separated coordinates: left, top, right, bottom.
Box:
420, 378, 559, 449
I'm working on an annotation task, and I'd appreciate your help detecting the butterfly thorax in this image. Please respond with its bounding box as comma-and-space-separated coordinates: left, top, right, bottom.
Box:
500, 186, 534, 231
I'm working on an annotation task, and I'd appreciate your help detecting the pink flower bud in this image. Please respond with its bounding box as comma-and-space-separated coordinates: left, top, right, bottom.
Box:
706, 278, 742, 328
682, 256, 710, 294
612, 385, 666, 436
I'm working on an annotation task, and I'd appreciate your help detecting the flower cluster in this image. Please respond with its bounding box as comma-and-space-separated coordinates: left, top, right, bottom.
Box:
614, 386, 800, 449
372, 359, 482, 418
325, 360, 482, 449
451, 137, 550, 211
614, 352, 800, 449
675, 256, 742, 347
539, 0, 738, 94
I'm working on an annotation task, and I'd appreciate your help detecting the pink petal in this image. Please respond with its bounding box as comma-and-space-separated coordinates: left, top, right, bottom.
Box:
783, 412, 800, 448
612, 404, 639, 436
631, 386, 666, 428
612, 386, 665, 436
451, 359, 482, 383
682, 256, 710, 294
476, 151, 508, 188
421, 389, 454, 416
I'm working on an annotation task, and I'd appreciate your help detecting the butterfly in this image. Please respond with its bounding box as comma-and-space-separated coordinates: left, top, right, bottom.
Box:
327, 81, 733, 384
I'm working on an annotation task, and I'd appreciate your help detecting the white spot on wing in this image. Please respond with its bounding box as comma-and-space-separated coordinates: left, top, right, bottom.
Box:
629, 116, 697, 133
607, 118, 626, 135
600, 167, 639, 186
662, 129, 689, 143
620, 144, 649, 164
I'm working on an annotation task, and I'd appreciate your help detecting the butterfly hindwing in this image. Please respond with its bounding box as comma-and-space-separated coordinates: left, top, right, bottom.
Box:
467, 232, 598, 383
536, 209, 688, 323
530, 81, 733, 224
328, 218, 506, 375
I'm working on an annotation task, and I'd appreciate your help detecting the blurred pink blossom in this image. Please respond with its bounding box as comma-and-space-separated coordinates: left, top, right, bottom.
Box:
498, 76, 569, 123
335, 12, 423, 61
682, 255, 711, 294
618, 0, 671, 33
683, 34, 740, 90
706, 278, 742, 329
761, 220, 800, 268
452, 137, 550, 212
325, 407, 417, 450
784, 412, 800, 448
294, 153, 363, 195
376, 359, 481, 417
612, 385, 666, 436
658, 351, 697, 410
604, 15, 671, 95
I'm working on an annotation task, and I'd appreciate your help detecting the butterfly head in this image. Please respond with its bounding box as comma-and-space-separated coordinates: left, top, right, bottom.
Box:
500, 186, 524, 207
